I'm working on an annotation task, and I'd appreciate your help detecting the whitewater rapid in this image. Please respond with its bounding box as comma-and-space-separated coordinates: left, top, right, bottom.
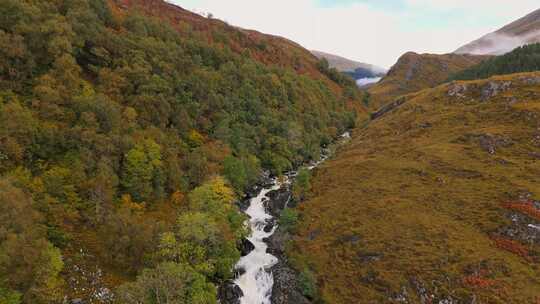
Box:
233, 134, 348, 304
234, 180, 282, 304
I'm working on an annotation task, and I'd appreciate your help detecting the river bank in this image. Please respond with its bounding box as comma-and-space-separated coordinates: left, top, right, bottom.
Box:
219, 132, 352, 304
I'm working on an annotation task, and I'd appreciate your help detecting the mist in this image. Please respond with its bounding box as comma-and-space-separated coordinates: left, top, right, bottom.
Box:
458, 30, 540, 55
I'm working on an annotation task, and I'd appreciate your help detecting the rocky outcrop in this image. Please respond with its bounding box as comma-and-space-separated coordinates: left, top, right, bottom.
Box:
265, 188, 292, 217
218, 281, 243, 304
268, 227, 312, 304
481, 81, 511, 100
271, 260, 311, 304
370, 96, 407, 120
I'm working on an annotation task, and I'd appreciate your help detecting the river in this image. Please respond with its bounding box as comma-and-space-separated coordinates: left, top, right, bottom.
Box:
232, 134, 346, 304
233, 179, 282, 304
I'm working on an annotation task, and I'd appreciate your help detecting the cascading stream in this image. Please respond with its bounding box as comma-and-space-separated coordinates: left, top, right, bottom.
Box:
233, 132, 348, 304
234, 181, 281, 304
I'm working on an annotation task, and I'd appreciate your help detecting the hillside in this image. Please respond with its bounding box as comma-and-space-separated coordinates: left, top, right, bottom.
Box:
290, 72, 540, 303
456, 8, 540, 55
367, 52, 488, 109
451, 43, 540, 81
312, 50, 386, 83
311, 50, 385, 73
0, 0, 364, 303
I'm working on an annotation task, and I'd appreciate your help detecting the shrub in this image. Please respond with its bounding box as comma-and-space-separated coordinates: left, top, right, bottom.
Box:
491, 236, 530, 260
298, 268, 317, 299
279, 208, 299, 233
293, 168, 311, 201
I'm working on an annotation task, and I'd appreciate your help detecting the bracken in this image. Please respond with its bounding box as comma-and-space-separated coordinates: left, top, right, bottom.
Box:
503, 201, 540, 221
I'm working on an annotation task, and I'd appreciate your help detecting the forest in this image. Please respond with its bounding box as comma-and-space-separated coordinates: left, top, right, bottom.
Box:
450, 43, 540, 80
0, 0, 359, 303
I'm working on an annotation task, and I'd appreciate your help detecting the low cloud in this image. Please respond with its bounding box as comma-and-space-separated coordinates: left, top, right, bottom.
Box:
457, 30, 540, 55
171, 0, 538, 68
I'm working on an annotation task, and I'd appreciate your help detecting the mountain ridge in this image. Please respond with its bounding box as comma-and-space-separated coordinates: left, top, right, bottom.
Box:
367, 51, 489, 109
311, 50, 386, 74
455, 8, 540, 55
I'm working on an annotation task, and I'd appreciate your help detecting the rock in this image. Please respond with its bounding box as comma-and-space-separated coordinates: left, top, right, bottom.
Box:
218, 281, 242, 304
266, 188, 291, 217
478, 134, 513, 154
498, 208, 540, 245
239, 238, 255, 256
336, 234, 361, 245
267, 228, 289, 257
234, 267, 245, 278
371, 96, 407, 120
357, 251, 383, 263
267, 213, 312, 304
418, 122, 432, 129
271, 261, 311, 304
264, 219, 276, 233
244, 185, 262, 200
481, 81, 511, 100
447, 83, 468, 98
71, 299, 84, 304
520, 75, 540, 85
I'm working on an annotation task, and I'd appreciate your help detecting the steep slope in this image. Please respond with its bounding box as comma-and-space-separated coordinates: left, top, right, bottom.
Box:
290, 72, 540, 303
368, 52, 488, 109
312, 50, 386, 75
0, 0, 364, 303
456, 8, 540, 55
114, 0, 329, 78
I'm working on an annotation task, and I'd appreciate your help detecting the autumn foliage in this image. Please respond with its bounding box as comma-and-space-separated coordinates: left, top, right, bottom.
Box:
503, 200, 540, 221
491, 236, 531, 260
462, 271, 497, 289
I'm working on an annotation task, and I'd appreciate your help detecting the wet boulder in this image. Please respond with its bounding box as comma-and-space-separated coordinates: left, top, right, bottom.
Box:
264, 219, 276, 233
239, 239, 255, 256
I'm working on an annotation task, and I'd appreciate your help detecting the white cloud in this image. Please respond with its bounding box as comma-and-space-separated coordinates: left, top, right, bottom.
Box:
169, 0, 538, 68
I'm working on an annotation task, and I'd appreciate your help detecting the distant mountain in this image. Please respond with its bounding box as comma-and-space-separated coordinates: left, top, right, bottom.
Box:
312, 50, 386, 79
455, 8, 540, 55
368, 52, 489, 109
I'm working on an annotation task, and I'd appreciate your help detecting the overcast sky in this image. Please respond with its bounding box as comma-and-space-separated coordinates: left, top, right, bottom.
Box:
169, 0, 539, 68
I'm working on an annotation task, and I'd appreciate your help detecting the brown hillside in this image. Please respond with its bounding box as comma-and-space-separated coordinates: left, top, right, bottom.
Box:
112, 0, 327, 79
368, 52, 488, 110
291, 72, 540, 303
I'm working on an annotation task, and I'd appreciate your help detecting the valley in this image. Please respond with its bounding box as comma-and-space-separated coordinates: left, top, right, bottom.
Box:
1, 1, 540, 304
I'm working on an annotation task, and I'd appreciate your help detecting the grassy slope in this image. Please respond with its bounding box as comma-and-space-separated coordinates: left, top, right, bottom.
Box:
368, 52, 488, 110
292, 72, 540, 303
